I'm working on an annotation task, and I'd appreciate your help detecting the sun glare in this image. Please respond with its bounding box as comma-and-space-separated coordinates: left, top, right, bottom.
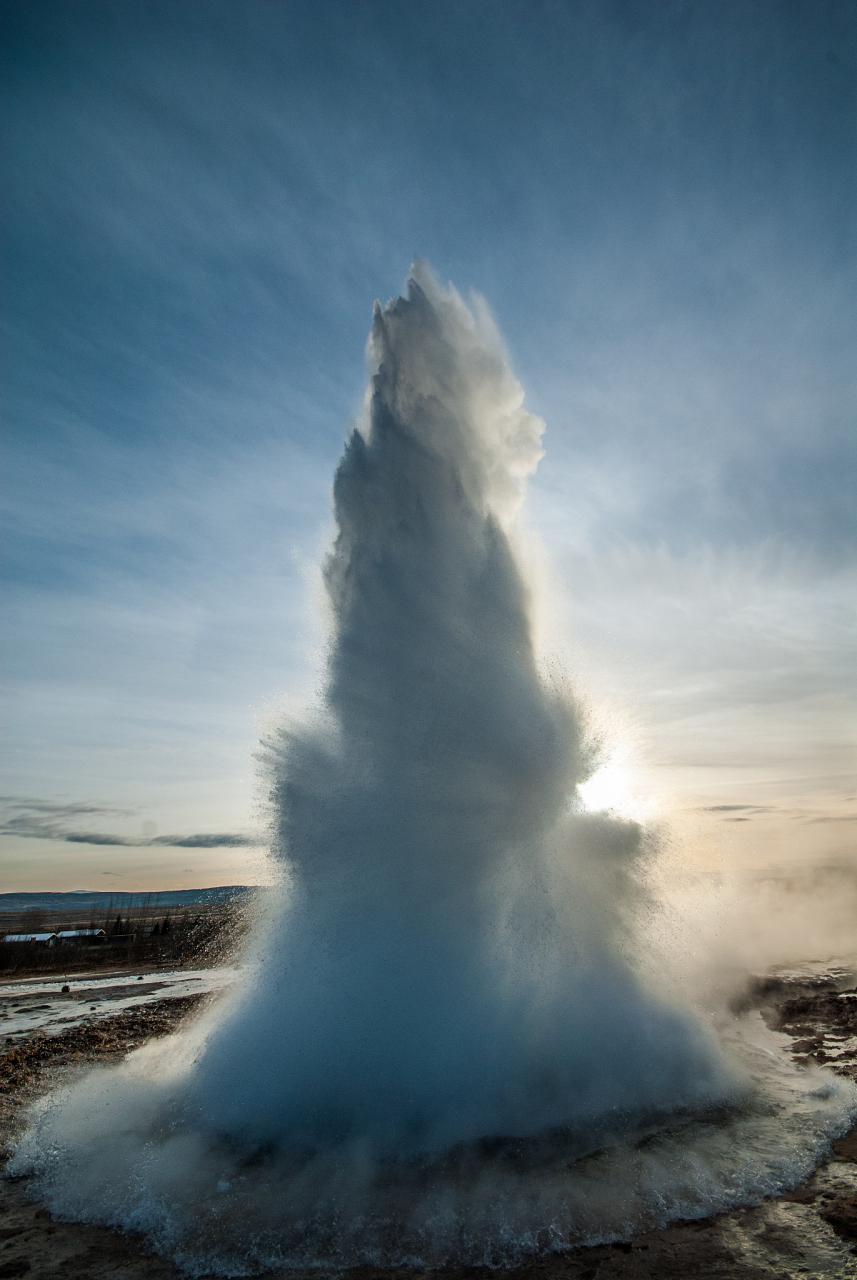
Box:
576, 751, 653, 824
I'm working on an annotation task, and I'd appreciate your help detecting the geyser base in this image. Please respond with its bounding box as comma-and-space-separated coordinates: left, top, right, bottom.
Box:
11, 1014, 856, 1277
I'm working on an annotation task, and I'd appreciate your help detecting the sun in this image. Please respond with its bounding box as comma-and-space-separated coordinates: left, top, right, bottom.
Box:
576, 746, 655, 824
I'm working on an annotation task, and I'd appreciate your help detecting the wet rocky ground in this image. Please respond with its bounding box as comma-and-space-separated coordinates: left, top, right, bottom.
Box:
2, 968, 857, 1279
0, 964, 237, 1043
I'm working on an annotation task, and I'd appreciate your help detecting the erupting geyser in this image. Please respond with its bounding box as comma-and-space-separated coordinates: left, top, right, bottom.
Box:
198, 261, 727, 1153
11, 264, 855, 1275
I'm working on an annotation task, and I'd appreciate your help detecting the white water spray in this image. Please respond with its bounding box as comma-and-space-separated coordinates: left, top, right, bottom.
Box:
10, 264, 855, 1274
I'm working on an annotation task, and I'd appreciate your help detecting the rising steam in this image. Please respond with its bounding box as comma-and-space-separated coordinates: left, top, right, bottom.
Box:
9, 264, 854, 1274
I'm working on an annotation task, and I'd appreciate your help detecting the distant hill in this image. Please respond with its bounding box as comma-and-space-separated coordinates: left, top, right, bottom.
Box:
0, 886, 261, 913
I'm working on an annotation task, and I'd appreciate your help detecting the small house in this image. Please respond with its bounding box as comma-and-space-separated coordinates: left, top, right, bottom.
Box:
3, 932, 58, 946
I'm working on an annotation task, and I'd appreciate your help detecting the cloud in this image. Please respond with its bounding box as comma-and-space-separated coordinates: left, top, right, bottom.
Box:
0, 798, 259, 848
0, 796, 133, 817
703, 805, 770, 813
64, 832, 258, 848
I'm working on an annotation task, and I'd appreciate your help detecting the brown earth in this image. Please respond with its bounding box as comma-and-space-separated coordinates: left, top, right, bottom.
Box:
2, 977, 857, 1279
0, 994, 207, 1112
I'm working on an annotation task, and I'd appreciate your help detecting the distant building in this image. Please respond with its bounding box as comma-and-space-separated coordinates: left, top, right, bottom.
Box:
55, 929, 107, 943
3, 932, 58, 946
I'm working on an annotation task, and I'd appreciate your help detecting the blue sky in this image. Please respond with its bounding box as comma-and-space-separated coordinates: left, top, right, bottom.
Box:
2, 0, 855, 889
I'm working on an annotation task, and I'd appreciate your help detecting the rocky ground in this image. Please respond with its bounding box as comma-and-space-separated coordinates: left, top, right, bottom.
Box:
2, 973, 857, 1279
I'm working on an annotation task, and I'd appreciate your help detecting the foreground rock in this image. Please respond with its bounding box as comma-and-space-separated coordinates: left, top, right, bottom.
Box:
1, 975, 857, 1278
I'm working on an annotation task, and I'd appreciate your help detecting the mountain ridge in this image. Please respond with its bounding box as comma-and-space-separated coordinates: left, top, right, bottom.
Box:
0, 887, 263, 913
